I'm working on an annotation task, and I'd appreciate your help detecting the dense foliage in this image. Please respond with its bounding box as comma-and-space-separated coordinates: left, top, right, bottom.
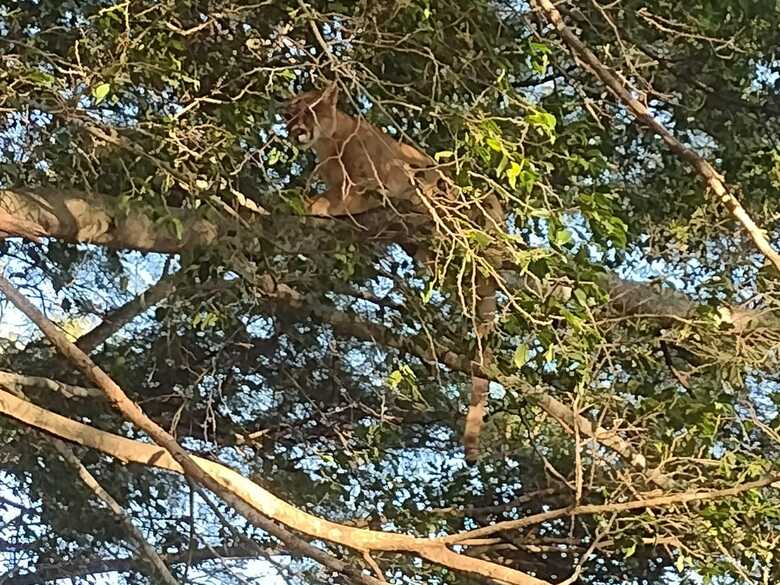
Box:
1, 0, 779, 583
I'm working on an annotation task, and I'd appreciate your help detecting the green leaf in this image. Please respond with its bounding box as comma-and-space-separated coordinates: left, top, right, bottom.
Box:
93, 82, 111, 104
28, 70, 56, 87
513, 343, 529, 369
170, 217, 183, 241
573, 288, 588, 307
267, 148, 281, 165
388, 370, 403, 389
622, 542, 637, 558
485, 137, 503, 152
561, 308, 584, 330
675, 554, 685, 572
527, 111, 556, 138
435, 150, 454, 161
467, 229, 492, 249
506, 161, 522, 189
421, 282, 434, 304
496, 153, 509, 176
553, 228, 572, 246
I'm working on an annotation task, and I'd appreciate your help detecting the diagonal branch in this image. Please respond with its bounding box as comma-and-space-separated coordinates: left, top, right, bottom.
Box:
4, 387, 777, 581
441, 472, 780, 544
2, 286, 673, 490
46, 436, 180, 585
0, 370, 101, 399
76, 271, 179, 353
267, 294, 674, 488
531, 0, 780, 273
0, 276, 549, 585
0, 387, 547, 585
2, 381, 176, 583
5, 186, 772, 489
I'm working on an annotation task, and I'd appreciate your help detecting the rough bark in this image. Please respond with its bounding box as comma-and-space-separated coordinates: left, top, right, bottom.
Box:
3, 187, 776, 333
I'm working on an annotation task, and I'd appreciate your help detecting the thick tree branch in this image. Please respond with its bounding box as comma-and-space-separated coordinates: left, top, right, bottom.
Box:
1, 382, 176, 583
3, 187, 776, 333
0, 187, 412, 254
4, 388, 777, 582
0, 188, 221, 253
0, 211, 47, 241
531, 0, 780, 273
0, 371, 101, 399
3, 186, 773, 491
0, 277, 548, 585
0, 295, 672, 490
0, 387, 546, 585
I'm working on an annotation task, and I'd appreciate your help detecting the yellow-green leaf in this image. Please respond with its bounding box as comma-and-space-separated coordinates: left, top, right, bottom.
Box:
513, 343, 529, 368
553, 228, 572, 246
674, 554, 685, 572
93, 82, 111, 104
622, 542, 637, 558
486, 137, 503, 152
574, 288, 588, 307
507, 161, 522, 189
388, 370, 403, 389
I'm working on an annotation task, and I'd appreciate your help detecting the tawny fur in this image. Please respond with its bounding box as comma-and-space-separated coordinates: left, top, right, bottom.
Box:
284, 86, 444, 216
0, 212, 46, 242
285, 86, 500, 464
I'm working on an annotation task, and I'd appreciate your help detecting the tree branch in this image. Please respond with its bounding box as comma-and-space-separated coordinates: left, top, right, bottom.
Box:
0, 387, 546, 585
76, 271, 179, 353
531, 0, 780, 273
266, 294, 674, 488
441, 473, 780, 544
45, 436, 180, 585
4, 388, 777, 582
4, 186, 774, 491
0, 277, 548, 585
1, 289, 674, 490
0, 187, 412, 254
0, 188, 222, 253
3, 187, 776, 333
2, 545, 272, 585
0, 370, 101, 399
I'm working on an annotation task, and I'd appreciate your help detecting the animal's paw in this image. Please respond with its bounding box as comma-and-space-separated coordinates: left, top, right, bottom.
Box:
0, 213, 47, 242
306, 197, 332, 217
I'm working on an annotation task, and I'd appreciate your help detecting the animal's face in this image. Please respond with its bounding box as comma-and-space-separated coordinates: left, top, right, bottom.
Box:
283, 88, 338, 145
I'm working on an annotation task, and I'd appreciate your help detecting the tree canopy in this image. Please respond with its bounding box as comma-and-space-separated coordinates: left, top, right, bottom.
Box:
1, 1, 779, 584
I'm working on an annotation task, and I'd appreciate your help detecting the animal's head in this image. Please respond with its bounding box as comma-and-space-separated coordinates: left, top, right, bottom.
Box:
282, 85, 339, 145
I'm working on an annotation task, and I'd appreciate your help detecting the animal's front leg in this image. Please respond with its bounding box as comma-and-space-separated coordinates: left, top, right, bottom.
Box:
306, 187, 381, 217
